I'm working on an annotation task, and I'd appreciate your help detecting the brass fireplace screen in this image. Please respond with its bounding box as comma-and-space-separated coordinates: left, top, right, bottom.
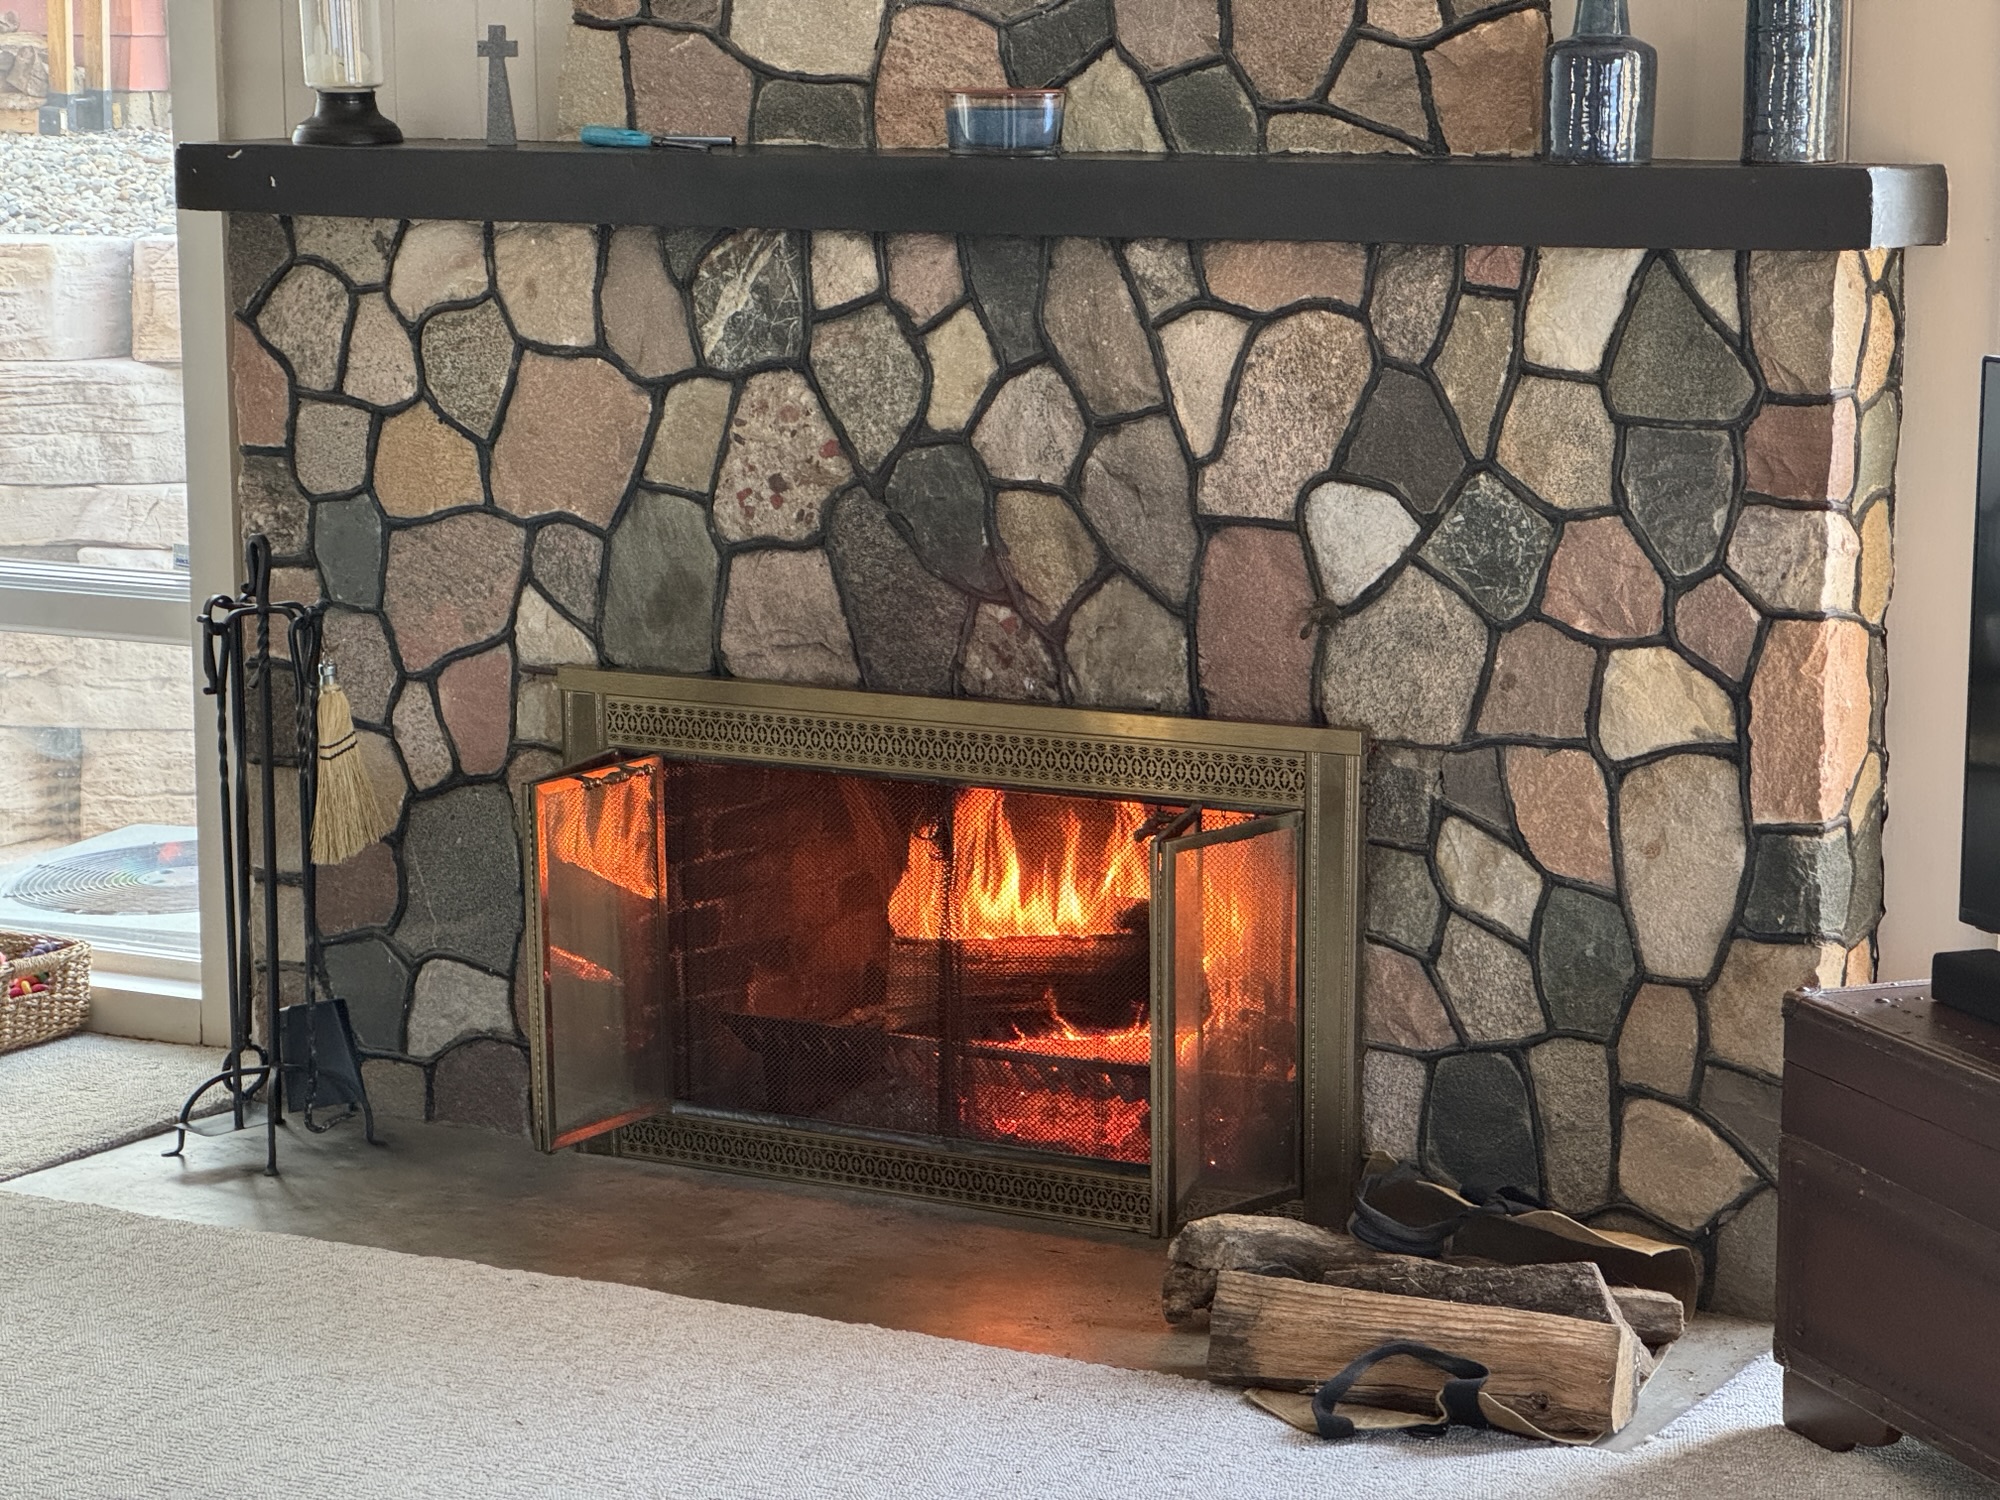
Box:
523, 671, 1363, 1236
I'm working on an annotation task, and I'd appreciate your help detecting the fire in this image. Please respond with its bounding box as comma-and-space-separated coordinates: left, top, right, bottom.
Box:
887, 787, 1153, 941
539, 764, 661, 901
548, 945, 619, 985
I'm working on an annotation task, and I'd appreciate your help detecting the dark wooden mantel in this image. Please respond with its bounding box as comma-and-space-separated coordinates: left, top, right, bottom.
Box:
177, 140, 1948, 250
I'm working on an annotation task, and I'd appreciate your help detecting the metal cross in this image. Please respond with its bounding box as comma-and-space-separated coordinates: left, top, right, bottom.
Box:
479, 24, 519, 148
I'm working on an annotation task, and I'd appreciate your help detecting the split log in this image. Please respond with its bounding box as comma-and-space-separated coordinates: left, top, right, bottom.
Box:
1320, 1259, 1621, 1324
1208, 1271, 1639, 1443
1605, 1288, 1687, 1347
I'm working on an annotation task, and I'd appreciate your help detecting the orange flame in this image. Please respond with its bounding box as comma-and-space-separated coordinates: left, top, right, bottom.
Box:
540, 767, 660, 901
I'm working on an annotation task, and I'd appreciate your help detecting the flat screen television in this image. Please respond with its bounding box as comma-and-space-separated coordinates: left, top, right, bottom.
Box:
1961, 357, 2000, 929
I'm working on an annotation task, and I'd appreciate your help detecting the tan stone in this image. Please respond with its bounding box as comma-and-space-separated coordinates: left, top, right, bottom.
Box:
1858, 290, 1898, 406
1711, 1187, 1779, 1320
495, 224, 599, 349
1331, 39, 1429, 140
1598, 648, 1736, 762
1530, 1039, 1612, 1212
1749, 618, 1872, 824
1434, 294, 1514, 457
0, 484, 185, 550
603, 227, 695, 380
924, 308, 998, 433
1062, 51, 1167, 152
1618, 984, 1699, 1097
730, 0, 884, 76
719, 548, 860, 687
1203, 241, 1367, 311
1066, 575, 1192, 715
291, 401, 371, 497
515, 588, 597, 670
1728, 505, 1861, 615
1523, 249, 1644, 374
389, 222, 488, 320
1540, 516, 1663, 637
712, 371, 853, 543
1845, 941, 1876, 987
1496, 377, 1616, 512
1265, 113, 1414, 155
1124, 239, 1201, 317
997, 491, 1100, 622
645, 377, 734, 493
258, 264, 348, 392
875, 6, 1007, 149
1619, 1099, 1760, 1233
1708, 939, 1846, 1077
887, 234, 963, 327
1425, 7, 1546, 155
1619, 754, 1747, 983
811, 232, 879, 310
1477, 621, 1594, 740
77, 728, 196, 839
1435, 815, 1541, 940
294, 218, 398, 285
1045, 238, 1161, 418
374, 404, 483, 517
1851, 749, 1884, 824
1232, 0, 1353, 100
1674, 249, 1741, 332
342, 293, 417, 408
1159, 309, 1249, 461
491, 354, 651, 528
1114, 0, 1221, 72
1504, 747, 1613, 888
1748, 250, 1870, 397
558, 23, 627, 137
1370, 0, 1442, 37
232, 321, 289, 449
1676, 575, 1761, 682
974, 365, 1086, 485
1744, 399, 1857, 504
1363, 942, 1456, 1051
131, 237, 181, 364
0, 633, 190, 732
0, 236, 132, 360
630, 28, 755, 141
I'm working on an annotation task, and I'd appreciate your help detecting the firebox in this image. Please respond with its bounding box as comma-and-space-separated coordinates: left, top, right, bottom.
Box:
522, 671, 1364, 1236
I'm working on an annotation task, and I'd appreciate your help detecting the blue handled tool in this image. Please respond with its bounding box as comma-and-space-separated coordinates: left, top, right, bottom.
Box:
579, 126, 735, 150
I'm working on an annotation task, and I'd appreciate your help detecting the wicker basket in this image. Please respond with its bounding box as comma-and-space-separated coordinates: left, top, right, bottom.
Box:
0, 932, 92, 1055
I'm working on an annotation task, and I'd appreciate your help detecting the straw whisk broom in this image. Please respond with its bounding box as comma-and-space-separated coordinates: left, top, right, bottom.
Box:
312, 660, 391, 866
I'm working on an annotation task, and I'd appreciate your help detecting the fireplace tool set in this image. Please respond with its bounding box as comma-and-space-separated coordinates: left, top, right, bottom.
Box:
166, 534, 379, 1174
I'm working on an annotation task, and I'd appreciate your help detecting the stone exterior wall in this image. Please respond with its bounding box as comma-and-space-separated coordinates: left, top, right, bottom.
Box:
555, 0, 1549, 156
224, 209, 1901, 1313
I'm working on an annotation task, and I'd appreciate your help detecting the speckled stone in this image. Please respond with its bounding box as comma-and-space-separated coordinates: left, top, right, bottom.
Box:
514, 588, 595, 670
997, 490, 1100, 621
1541, 518, 1664, 641
1322, 566, 1487, 745
1232, 0, 1352, 100
602, 492, 717, 673
603, 227, 695, 379
557, 21, 625, 136
316, 838, 398, 934
1618, 753, 1747, 984
713, 371, 853, 543
1265, 113, 1413, 154
491, 354, 650, 528
407, 958, 514, 1059
875, 5, 1008, 148
257, 264, 349, 392
1618, 984, 1698, 1096
974, 364, 1086, 485
314, 495, 384, 610
1619, 1098, 1759, 1232
292, 401, 372, 498
883, 444, 1000, 592
694, 230, 806, 370
630, 26, 755, 140
1115, 0, 1220, 71
382, 511, 526, 673
887, 234, 963, 327
1428, 1052, 1538, 1193
1435, 915, 1541, 1042
374, 403, 483, 518
1728, 505, 1861, 615
232, 321, 290, 448
1708, 939, 1844, 1077
420, 300, 515, 440
1046, 238, 1161, 418
1197, 526, 1315, 723
1676, 574, 1761, 682
1079, 417, 1197, 605
1433, 294, 1514, 457
925, 307, 998, 432
431, 1040, 531, 1136
1421, 471, 1552, 623
811, 232, 879, 310
1748, 251, 1868, 398
343, 293, 417, 408
1477, 621, 1594, 740
398, 783, 523, 972
1204, 241, 1368, 312
1607, 261, 1756, 424
827, 491, 970, 695
324, 938, 409, 1051
812, 303, 924, 472
1331, 38, 1429, 141
730, 0, 884, 76
961, 604, 1062, 703
1435, 817, 1541, 940
493, 223, 598, 349
1530, 1038, 1611, 1211
1505, 747, 1613, 888
1369, 745, 1442, 848
1744, 829, 1852, 940
964, 237, 1044, 365
1366, 846, 1443, 954
1158, 309, 1249, 460
294, 217, 397, 285
1857, 498, 1892, 624
1155, 64, 1259, 153
1123, 239, 1200, 318
1364, 1049, 1425, 1160
1537, 888, 1634, 1039
320, 609, 397, 724
1372, 0, 1443, 37
1065, 574, 1191, 713
1202, 311, 1372, 519
437, 643, 515, 776
1006, 0, 1113, 86
1370, 246, 1456, 363
1424, 8, 1546, 155
227, 215, 290, 311
394, 684, 451, 790
1464, 246, 1525, 290
1364, 942, 1455, 1050
1750, 618, 1871, 825
1304, 481, 1418, 607
1523, 249, 1643, 374
1623, 427, 1735, 579
1061, 50, 1168, 152
1496, 377, 1615, 513
720, 547, 861, 686
532, 524, 604, 628
1711, 1188, 1778, 1320
1746, 401, 1858, 507
389, 221, 489, 319
645, 377, 734, 493
239, 454, 309, 555
1675, 249, 1741, 332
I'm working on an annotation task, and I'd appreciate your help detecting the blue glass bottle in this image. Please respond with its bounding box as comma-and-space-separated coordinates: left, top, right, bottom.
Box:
1545, 0, 1657, 164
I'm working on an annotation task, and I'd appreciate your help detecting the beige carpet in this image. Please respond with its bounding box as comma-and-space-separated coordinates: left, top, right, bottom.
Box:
0, 1034, 225, 1181
0, 1194, 1990, 1499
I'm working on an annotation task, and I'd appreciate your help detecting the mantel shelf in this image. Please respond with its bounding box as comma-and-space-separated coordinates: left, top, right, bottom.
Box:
176, 140, 1948, 251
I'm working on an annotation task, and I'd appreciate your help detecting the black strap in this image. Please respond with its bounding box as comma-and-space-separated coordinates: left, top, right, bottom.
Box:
1310, 1342, 1494, 1441
1347, 1161, 1543, 1258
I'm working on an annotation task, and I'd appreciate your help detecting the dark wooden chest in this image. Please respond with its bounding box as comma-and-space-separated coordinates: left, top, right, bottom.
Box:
1777, 981, 2000, 1481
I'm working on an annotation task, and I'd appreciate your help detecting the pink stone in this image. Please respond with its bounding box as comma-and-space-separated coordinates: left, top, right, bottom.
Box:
1541, 517, 1665, 640
1504, 747, 1614, 888
1203, 241, 1368, 311
629, 27, 754, 141
1744, 399, 1858, 504
1425, 8, 1547, 156
875, 6, 1007, 150
1464, 246, 1524, 290
1476, 621, 1595, 740
491, 353, 652, 529
437, 643, 515, 777
1231, 0, 1354, 101
886, 234, 963, 326
1749, 618, 1872, 824
1196, 526, 1316, 724
383, 512, 527, 673
1363, 943, 1456, 1051
1677, 575, 1761, 681
315, 840, 398, 933
232, 319, 289, 448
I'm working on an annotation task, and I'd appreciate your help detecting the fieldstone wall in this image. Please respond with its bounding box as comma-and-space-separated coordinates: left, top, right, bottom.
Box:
555, 0, 1549, 156
224, 206, 1901, 1313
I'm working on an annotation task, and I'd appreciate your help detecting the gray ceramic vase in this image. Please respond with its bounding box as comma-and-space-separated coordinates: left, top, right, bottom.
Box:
1545, 0, 1657, 165
1745, 0, 1846, 163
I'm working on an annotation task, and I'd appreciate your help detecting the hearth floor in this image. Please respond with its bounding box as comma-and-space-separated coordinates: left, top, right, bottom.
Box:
3, 1119, 1767, 1450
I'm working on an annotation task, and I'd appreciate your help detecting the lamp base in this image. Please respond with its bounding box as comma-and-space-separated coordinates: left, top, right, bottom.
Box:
293, 90, 404, 147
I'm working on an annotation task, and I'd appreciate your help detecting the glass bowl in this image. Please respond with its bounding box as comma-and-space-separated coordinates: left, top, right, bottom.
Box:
946, 89, 1066, 156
